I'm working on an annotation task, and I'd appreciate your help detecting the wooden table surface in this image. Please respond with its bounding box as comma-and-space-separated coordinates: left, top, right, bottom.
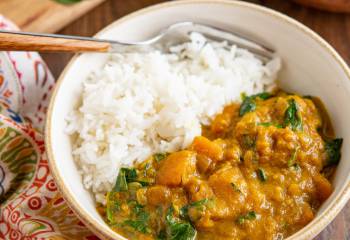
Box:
41, 0, 350, 239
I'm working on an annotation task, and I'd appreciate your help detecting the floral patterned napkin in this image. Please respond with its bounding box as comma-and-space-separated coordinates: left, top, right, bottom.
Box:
0, 16, 98, 240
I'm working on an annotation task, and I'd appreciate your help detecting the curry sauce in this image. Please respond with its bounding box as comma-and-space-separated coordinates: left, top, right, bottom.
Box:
100, 91, 342, 240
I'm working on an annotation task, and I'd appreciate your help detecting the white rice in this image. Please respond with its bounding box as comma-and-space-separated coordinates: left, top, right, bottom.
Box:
66, 33, 281, 203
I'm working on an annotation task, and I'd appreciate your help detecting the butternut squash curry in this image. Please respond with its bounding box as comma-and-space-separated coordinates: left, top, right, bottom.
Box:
99, 91, 342, 240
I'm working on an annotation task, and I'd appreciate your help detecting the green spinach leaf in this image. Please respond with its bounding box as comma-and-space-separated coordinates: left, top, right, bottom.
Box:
237, 211, 257, 224
180, 199, 209, 220
254, 92, 271, 100
106, 196, 120, 223
154, 153, 168, 162
130, 201, 144, 216
258, 122, 273, 127
257, 168, 267, 182
239, 96, 256, 116
166, 205, 196, 240
113, 168, 148, 192
114, 168, 128, 192
157, 229, 167, 240
124, 168, 137, 182
239, 92, 272, 116
325, 138, 343, 166
168, 222, 196, 240
258, 122, 283, 128
283, 99, 302, 131
231, 183, 242, 193
122, 203, 151, 234
242, 135, 256, 149
123, 219, 150, 234
288, 148, 298, 167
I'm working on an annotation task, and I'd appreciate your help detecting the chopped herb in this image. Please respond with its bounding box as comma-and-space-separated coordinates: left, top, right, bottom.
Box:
106, 198, 120, 223
154, 153, 168, 162
258, 122, 283, 128
157, 229, 167, 240
166, 205, 196, 240
126, 200, 144, 213
114, 167, 151, 190
111, 200, 120, 211
283, 99, 302, 131
127, 199, 138, 205
254, 92, 272, 100
237, 211, 257, 224
131, 202, 144, 216
156, 205, 163, 213
239, 96, 256, 116
137, 210, 150, 222
231, 183, 242, 193
292, 163, 301, 171
189, 199, 209, 208
180, 199, 209, 220
123, 168, 137, 182
257, 168, 267, 182
168, 221, 196, 240
246, 211, 257, 220
325, 138, 343, 166
137, 180, 150, 186
122, 202, 151, 234
258, 122, 273, 127
282, 221, 289, 229
239, 92, 273, 116
288, 148, 298, 167
242, 135, 256, 149
169, 222, 196, 240
123, 219, 150, 234
237, 216, 245, 225
166, 205, 176, 224
106, 207, 114, 223
113, 168, 140, 192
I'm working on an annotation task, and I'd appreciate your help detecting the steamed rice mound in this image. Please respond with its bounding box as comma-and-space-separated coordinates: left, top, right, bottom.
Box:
66, 33, 281, 203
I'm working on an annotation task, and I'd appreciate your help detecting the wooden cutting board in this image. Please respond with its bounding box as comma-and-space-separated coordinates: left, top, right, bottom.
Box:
0, 0, 106, 33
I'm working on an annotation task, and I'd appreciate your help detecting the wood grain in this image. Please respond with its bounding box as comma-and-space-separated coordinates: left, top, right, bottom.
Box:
293, 0, 350, 13
0, 32, 110, 52
0, 0, 106, 33
41, 1, 350, 239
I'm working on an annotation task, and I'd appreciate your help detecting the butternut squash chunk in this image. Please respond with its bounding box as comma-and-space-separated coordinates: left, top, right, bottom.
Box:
192, 136, 223, 161
156, 150, 196, 186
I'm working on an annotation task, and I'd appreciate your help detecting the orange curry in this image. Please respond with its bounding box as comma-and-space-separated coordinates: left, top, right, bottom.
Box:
99, 91, 342, 240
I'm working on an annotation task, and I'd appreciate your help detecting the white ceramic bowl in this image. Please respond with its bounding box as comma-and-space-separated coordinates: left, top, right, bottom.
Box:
45, 1, 350, 239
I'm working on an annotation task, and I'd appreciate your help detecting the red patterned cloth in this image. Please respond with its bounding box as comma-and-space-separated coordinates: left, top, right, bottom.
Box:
0, 16, 98, 240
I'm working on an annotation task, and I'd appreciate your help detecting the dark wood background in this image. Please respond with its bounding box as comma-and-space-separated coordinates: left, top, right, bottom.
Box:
41, 1, 350, 239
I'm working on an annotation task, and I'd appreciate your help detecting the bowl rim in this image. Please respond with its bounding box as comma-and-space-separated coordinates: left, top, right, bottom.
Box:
45, 0, 350, 239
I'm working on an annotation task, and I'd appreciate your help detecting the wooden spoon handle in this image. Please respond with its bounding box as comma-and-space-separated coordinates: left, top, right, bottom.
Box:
0, 32, 111, 53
